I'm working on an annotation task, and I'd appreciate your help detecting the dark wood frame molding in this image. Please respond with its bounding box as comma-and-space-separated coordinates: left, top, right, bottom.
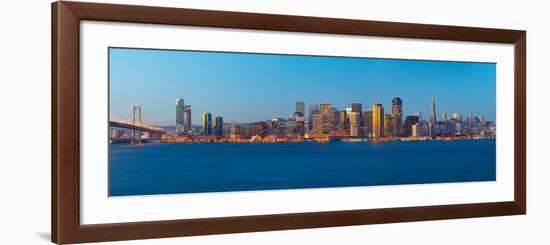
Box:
52, 1, 526, 244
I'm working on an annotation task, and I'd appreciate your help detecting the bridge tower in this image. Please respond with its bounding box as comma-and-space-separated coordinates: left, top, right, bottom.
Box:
132, 106, 142, 144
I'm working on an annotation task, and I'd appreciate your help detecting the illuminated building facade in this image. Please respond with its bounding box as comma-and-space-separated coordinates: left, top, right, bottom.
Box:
202, 112, 212, 135
176, 98, 185, 134
372, 103, 385, 137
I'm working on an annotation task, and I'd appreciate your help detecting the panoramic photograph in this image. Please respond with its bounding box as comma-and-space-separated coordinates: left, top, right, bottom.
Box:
108, 47, 496, 197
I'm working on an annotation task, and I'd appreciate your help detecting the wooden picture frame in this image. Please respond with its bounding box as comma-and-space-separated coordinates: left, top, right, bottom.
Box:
52, 1, 526, 244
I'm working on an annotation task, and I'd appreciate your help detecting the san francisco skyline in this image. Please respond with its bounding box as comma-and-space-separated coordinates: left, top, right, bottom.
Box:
109, 47, 496, 126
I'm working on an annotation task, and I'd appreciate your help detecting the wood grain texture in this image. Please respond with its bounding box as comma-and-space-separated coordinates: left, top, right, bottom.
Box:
51, 1, 527, 244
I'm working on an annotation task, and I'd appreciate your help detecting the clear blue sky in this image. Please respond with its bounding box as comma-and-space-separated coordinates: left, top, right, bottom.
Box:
109, 47, 496, 126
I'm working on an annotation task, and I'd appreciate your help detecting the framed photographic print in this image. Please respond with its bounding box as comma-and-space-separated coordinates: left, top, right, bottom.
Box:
52, 1, 526, 244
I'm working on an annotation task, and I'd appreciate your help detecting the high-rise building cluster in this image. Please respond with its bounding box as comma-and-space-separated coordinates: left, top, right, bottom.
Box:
175, 98, 192, 135
173, 96, 495, 142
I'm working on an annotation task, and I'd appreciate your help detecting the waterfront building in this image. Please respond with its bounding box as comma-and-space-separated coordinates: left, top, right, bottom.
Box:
176, 98, 185, 134
183, 105, 191, 133
384, 114, 395, 137
250, 121, 268, 137
372, 103, 385, 137
213, 116, 223, 136
268, 117, 287, 135
296, 101, 305, 116
348, 112, 360, 136
362, 109, 373, 137
240, 124, 252, 138
320, 103, 333, 134
392, 97, 403, 136
332, 108, 340, 129
311, 114, 324, 135
201, 112, 212, 135
404, 115, 420, 136
430, 96, 437, 137
287, 120, 305, 137
351, 103, 362, 127
412, 121, 429, 137
339, 110, 348, 131
228, 123, 239, 140
308, 104, 320, 129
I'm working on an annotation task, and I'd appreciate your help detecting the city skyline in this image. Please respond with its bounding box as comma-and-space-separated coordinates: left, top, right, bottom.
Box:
109, 47, 496, 126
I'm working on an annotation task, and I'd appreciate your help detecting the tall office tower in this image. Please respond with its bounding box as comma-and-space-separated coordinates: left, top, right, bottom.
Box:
404, 115, 420, 137
320, 103, 333, 134
348, 112, 360, 136
470, 112, 474, 125
391, 97, 403, 136
296, 101, 305, 116
175, 98, 185, 134
308, 104, 320, 128
351, 103, 362, 126
384, 114, 394, 137
339, 110, 348, 130
213, 116, 224, 136
202, 112, 212, 135
311, 114, 324, 136
362, 110, 373, 136
430, 96, 437, 136
372, 103, 385, 137
332, 108, 340, 128
351, 103, 362, 113
294, 120, 305, 136
183, 105, 192, 132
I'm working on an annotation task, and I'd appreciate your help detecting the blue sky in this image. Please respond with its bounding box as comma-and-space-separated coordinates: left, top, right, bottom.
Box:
109, 47, 496, 126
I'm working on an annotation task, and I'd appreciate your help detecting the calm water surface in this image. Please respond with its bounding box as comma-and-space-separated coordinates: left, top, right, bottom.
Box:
109, 140, 496, 196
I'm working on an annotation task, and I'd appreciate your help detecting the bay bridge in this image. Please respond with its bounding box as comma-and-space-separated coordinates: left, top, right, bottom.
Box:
109, 106, 166, 143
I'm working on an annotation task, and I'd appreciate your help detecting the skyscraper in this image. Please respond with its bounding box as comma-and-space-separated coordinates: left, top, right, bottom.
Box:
213, 116, 223, 136
351, 103, 363, 127
404, 115, 420, 137
332, 107, 340, 129
430, 96, 437, 136
348, 112, 360, 136
183, 105, 191, 133
351, 103, 362, 113
362, 110, 373, 136
339, 110, 348, 131
320, 103, 333, 134
384, 114, 394, 137
296, 101, 305, 116
311, 114, 324, 136
202, 112, 212, 135
308, 104, 320, 130
372, 103, 385, 137
176, 98, 185, 134
391, 97, 403, 136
